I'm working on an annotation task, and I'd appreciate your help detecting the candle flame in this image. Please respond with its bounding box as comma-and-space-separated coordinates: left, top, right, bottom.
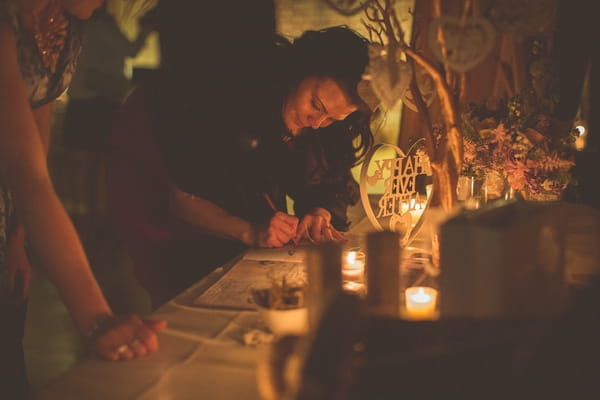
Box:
347, 251, 356, 264
410, 287, 432, 303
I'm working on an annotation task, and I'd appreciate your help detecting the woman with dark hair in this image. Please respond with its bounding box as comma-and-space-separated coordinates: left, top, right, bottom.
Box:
106, 0, 374, 307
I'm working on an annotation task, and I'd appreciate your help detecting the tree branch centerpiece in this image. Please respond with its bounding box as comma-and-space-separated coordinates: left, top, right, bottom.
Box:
360, 0, 464, 212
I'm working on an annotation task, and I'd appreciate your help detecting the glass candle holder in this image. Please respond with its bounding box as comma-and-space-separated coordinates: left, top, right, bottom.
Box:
341, 248, 366, 296
399, 251, 440, 321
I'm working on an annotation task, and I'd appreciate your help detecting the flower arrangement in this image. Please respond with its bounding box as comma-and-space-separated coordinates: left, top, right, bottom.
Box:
460, 92, 576, 199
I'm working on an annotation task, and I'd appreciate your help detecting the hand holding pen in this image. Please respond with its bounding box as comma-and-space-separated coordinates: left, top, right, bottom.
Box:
263, 193, 345, 244
256, 193, 298, 248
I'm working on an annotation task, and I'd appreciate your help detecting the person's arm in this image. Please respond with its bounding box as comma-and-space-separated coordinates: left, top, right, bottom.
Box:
169, 185, 298, 248
6, 101, 62, 303
33, 102, 52, 155
286, 133, 358, 243
0, 22, 164, 361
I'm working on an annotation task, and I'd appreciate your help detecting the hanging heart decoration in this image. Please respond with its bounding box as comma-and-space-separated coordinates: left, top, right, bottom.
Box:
428, 16, 496, 73
359, 141, 433, 247
401, 64, 437, 112
364, 44, 413, 110
322, 0, 374, 16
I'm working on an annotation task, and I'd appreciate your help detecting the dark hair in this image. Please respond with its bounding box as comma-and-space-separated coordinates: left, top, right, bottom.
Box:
283, 26, 374, 166
286, 26, 370, 113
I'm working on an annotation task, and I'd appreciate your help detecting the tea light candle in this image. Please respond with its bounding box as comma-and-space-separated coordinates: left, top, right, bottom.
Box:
574, 124, 587, 151
409, 202, 425, 225
342, 250, 365, 281
342, 281, 366, 295
401, 198, 426, 227
403, 286, 438, 320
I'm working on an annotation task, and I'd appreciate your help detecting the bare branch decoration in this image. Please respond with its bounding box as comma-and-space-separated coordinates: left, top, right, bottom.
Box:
363, 0, 464, 210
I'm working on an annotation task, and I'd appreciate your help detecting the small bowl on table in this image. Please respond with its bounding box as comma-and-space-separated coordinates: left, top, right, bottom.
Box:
250, 287, 308, 336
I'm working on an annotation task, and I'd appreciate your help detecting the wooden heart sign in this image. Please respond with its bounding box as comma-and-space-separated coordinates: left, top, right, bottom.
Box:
365, 44, 413, 110
359, 142, 433, 247
428, 16, 496, 73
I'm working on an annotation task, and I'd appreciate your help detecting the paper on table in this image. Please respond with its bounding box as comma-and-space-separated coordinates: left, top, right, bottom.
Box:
192, 259, 306, 310
241, 243, 307, 263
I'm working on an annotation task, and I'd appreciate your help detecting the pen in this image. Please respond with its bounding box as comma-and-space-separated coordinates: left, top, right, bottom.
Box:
262, 192, 278, 213
262, 193, 300, 248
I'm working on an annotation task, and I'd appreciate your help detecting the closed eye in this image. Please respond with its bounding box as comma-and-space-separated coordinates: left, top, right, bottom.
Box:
311, 97, 325, 113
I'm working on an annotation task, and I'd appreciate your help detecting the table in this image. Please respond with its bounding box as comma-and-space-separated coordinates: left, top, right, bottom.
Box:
36, 203, 600, 399
36, 252, 300, 400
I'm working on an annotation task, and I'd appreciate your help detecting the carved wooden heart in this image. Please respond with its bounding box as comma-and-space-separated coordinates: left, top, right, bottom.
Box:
428, 16, 496, 73
366, 46, 413, 110
359, 142, 433, 247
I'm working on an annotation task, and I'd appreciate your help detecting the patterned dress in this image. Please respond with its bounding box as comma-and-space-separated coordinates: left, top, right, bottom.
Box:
0, 2, 82, 294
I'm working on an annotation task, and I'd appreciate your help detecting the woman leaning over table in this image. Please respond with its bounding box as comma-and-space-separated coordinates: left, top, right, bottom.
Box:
105, 0, 374, 307
0, 0, 165, 397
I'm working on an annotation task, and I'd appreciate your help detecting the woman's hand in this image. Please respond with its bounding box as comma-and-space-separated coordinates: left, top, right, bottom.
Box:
294, 207, 346, 244
252, 211, 298, 248
6, 225, 32, 305
88, 315, 167, 362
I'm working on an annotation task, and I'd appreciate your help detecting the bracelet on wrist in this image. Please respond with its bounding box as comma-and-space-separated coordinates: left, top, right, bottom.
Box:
84, 313, 115, 344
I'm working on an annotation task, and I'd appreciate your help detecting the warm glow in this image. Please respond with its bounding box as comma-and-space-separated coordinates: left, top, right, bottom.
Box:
342, 280, 366, 294
575, 124, 587, 150
347, 250, 357, 265
403, 286, 439, 320
342, 250, 365, 281
410, 287, 432, 303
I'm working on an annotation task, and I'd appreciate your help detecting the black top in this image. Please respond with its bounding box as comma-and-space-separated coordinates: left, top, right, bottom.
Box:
146, 0, 360, 231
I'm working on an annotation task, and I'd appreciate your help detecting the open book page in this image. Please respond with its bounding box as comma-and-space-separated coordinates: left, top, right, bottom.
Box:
192, 259, 306, 310
240, 230, 368, 263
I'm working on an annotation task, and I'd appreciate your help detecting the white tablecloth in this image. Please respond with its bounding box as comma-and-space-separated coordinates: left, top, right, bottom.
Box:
36, 215, 374, 400
36, 258, 277, 400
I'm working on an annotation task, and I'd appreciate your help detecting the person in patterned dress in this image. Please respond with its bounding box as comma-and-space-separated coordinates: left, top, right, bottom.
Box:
0, 1, 164, 397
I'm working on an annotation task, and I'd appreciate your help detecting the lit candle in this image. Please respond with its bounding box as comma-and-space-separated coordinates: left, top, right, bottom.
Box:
402, 198, 426, 227
342, 250, 365, 282
403, 286, 438, 320
342, 280, 366, 295
574, 124, 587, 151
408, 202, 425, 226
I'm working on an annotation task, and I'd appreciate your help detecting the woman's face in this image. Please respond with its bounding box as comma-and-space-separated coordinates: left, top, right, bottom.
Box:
59, 0, 104, 19
282, 76, 357, 136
